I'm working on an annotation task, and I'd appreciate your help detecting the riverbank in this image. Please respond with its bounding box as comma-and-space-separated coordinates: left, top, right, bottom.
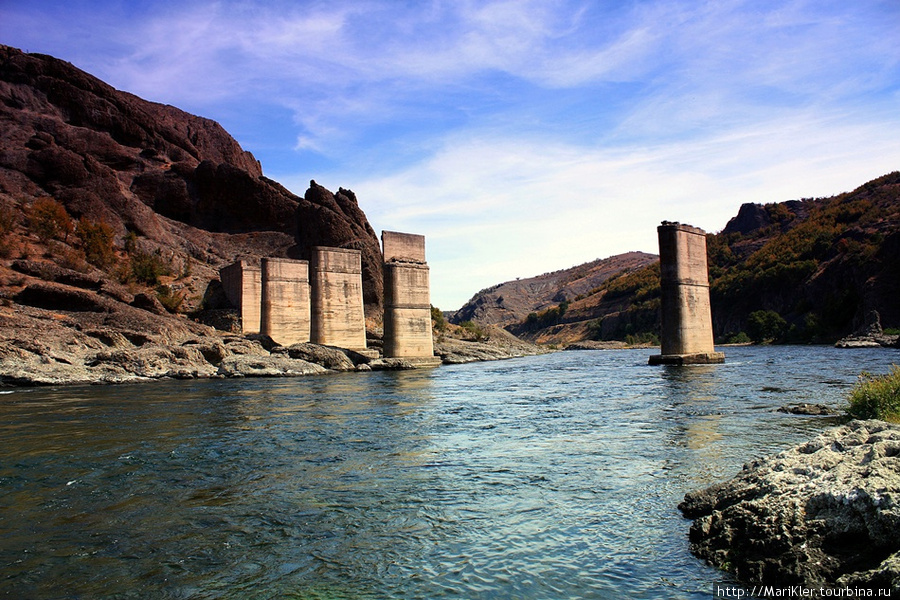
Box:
0, 300, 547, 386
679, 419, 900, 592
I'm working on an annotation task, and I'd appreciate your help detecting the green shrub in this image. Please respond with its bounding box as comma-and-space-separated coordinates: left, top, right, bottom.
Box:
458, 320, 487, 342
747, 310, 788, 343
846, 366, 900, 422
156, 285, 185, 313
77, 218, 115, 268
521, 301, 570, 332
724, 331, 751, 344
0, 208, 17, 259
56, 245, 89, 272
431, 305, 447, 332
625, 332, 659, 346
123, 230, 139, 254
0, 205, 17, 238
129, 249, 171, 285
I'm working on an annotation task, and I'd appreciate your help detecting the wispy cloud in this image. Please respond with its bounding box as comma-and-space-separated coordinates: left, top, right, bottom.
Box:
343, 104, 900, 308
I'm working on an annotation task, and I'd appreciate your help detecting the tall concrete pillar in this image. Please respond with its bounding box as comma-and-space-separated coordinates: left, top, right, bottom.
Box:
382, 231, 440, 365
220, 260, 261, 334
260, 257, 311, 346
649, 222, 725, 365
309, 247, 368, 350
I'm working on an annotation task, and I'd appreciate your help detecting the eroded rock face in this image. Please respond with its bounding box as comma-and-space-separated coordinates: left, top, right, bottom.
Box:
296, 182, 383, 308
835, 310, 900, 349
679, 420, 900, 591
0, 44, 383, 313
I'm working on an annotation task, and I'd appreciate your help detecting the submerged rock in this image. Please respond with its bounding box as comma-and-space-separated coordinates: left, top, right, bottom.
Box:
679, 420, 900, 591
216, 355, 327, 378
281, 343, 357, 371
434, 327, 548, 364
776, 403, 837, 416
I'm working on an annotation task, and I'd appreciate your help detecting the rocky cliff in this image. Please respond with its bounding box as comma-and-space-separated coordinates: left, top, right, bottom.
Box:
0, 44, 383, 311
0, 45, 396, 384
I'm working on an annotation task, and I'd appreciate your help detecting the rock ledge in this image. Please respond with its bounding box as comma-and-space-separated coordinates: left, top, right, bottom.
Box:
679, 420, 900, 591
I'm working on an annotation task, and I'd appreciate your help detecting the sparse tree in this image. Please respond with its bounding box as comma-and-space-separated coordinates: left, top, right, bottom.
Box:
29, 197, 73, 243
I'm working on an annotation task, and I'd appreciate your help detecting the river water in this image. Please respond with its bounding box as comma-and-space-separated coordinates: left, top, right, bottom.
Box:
1, 345, 899, 599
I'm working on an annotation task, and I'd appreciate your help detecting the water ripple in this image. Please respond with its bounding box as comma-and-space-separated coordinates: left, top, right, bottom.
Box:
1, 346, 898, 598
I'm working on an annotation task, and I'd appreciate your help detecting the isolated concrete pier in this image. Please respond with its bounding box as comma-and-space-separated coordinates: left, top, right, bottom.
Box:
382, 231, 440, 365
649, 222, 724, 365
309, 247, 368, 350
220, 260, 261, 334
260, 257, 311, 346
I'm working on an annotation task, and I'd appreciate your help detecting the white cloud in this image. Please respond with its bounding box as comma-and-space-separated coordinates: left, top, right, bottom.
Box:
347, 103, 900, 310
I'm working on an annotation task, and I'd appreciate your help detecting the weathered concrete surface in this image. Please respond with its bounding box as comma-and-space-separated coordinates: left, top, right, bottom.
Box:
383, 262, 435, 359
650, 222, 724, 365
309, 247, 367, 350
382, 231, 436, 360
260, 257, 310, 346
649, 351, 725, 365
679, 420, 900, 591
382, 230, 426, 263
220, 261, 262, 334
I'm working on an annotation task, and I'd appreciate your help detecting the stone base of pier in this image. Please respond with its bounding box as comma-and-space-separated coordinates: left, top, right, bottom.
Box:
648, 352, 725, 365
405, 356, 442, 368
379, 356, 442, 368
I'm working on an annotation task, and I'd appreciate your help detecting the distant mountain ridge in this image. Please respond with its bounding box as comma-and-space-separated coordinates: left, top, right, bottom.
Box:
499, 171, 900, 345
451, 251, 657, 327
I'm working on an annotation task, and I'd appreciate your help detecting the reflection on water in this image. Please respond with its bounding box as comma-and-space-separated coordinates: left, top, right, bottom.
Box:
1, 346, 898, 599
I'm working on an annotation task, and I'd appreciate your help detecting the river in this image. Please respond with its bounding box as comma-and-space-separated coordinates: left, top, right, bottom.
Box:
2, 345, 899, 599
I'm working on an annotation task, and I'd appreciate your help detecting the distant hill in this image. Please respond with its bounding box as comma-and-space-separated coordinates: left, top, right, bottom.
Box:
501, 171, 900, 345
450, 251, 658, 327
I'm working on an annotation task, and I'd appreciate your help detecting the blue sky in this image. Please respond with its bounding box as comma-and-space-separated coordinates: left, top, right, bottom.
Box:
3, 0, 899, 310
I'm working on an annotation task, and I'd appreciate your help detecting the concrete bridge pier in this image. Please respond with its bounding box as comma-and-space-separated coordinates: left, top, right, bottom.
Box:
649, 222, 725, 365
260, 257, 311, 346
220, 260, 261, 334
382, 231, 441, 366
309, 247, 371, 352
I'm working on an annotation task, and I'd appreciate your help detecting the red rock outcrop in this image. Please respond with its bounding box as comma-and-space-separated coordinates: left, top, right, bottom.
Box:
0, 44, 383, 309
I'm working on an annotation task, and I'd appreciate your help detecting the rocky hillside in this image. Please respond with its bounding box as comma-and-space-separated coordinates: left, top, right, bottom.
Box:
504, 171, 900, 345
451, 251, 657, 327
0, 45, 402, 385
0, 44, 383, 311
